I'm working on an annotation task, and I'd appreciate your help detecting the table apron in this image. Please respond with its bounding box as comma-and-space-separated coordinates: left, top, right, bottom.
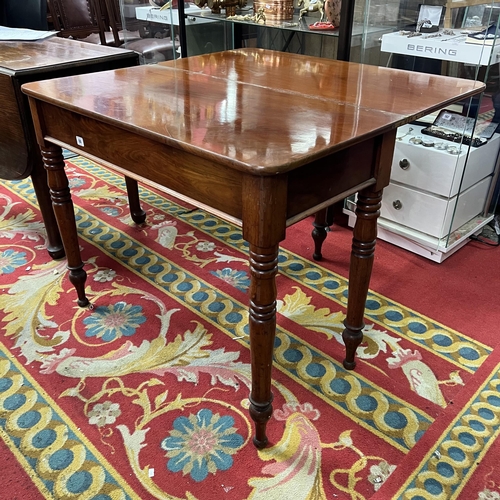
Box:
38, 101, 379, 229
287, 137, 378, 221
39, 102, 245, 219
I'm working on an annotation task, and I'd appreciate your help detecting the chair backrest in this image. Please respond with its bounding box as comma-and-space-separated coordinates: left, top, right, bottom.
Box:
1, 0, 48, 30
102, 0, 125, 46
47, 0, 108, 44
101, 0, 175, 56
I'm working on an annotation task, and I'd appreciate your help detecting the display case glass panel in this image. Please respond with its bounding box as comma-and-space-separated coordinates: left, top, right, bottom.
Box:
346, 0, 500, 260
118, 0, 395, 59
118, 0, 232, 62
118, 0, 500, 260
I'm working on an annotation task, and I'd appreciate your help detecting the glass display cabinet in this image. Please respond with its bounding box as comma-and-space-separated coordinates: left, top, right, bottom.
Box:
118, 0, 231, 61
117, 0, 392, 60
345, 0, 500, 261
118, 0, 500, 261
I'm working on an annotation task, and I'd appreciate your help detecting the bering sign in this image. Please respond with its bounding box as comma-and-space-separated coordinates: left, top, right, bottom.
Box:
407, 44, 458, 56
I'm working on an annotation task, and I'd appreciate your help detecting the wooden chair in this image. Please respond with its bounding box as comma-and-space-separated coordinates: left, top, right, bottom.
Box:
103, 0, 178, 62
48, 0, 176, 61
48, 0, 143, 46
48, 0, 115, 45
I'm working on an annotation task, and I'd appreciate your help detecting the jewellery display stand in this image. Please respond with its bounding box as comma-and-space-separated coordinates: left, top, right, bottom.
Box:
380, 29, 500, 65
342, 0, 500, 261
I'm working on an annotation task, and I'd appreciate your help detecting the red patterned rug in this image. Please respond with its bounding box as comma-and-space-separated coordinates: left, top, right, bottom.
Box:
1, 156, 499, 499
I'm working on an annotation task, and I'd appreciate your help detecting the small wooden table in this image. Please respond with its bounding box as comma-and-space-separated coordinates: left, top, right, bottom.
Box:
22, 48, 484, 448
0, 36, 139, 258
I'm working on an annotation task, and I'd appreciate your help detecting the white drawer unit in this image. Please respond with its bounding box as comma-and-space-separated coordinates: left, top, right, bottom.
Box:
391, 125, 499, 198
381, 176, 491, 238
345, 124, 500, 262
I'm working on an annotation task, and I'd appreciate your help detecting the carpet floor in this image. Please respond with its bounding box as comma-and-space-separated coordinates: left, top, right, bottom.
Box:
0, 156, 499, 499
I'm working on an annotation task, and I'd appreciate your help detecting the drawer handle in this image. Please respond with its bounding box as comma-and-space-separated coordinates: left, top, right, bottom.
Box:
399, 159, 410, 170
392, 200, 402, 210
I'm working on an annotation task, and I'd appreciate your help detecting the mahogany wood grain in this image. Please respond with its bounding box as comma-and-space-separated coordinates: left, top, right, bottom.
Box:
22, 48, 485, 449
0, 37, 139, 258
0, 73, 30, 180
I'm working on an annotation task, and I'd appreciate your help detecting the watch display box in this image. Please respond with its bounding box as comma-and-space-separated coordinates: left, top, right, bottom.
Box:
421, 110, 492, 147
406, 4, 445, 32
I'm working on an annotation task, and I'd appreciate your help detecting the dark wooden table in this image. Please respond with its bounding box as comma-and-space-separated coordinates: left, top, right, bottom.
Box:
22, 48, 484, 448
0, 36, 139, 258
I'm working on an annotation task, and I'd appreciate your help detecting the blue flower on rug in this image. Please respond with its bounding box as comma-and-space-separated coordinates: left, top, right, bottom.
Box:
211, 268, 250, 292
0, 249, 27, 274
83, 302, 146, 341
161, 409, 244, 482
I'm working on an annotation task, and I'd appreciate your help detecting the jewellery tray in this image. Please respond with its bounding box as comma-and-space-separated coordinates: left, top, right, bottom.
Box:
421, 109, 489, 147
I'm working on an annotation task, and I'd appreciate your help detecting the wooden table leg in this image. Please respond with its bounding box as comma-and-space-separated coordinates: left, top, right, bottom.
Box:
312, 207, 329, 261
343, 187, 382, 370
41, 143, 89, 307
124, 176, 146, 224
30, 156, 65, 259
248, 243, 279, 449
243, 175, 287, 449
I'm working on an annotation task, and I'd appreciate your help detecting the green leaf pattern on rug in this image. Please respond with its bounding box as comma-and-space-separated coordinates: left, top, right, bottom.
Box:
278, 286, 401, 360
0, 192, 48, 246
0, 257, 70, 363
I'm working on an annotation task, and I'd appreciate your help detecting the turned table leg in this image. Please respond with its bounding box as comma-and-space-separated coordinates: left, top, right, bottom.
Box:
242, 174, 287, 449
343, 187, 382, 370
312, 205, 336, 261
41, 143, 89, 307
30, 156, 65, 259
248, 244, 279, 448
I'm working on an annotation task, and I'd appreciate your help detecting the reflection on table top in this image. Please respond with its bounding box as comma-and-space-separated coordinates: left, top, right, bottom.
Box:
21, 48, 485, 173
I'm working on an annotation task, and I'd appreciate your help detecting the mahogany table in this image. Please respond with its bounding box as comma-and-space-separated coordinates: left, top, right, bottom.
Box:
22, 48, 484, 448
0, 36, 139, 258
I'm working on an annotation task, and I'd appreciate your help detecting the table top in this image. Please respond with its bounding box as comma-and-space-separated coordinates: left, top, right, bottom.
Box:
22, 48, 484, 174
0, 36, 137, 75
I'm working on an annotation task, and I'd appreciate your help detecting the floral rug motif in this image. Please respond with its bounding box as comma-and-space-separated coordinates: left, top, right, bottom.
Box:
0, 156, 499, 499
